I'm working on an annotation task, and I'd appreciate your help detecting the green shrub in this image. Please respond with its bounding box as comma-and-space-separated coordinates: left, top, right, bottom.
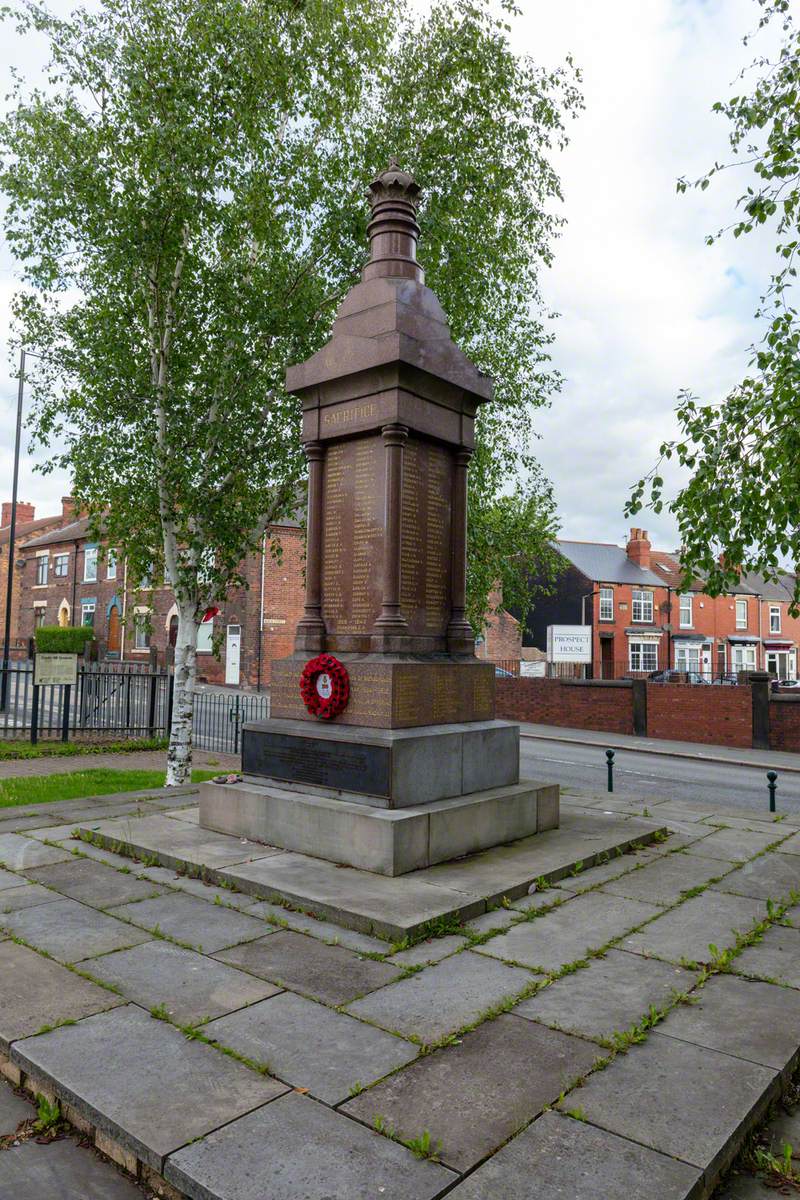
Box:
34, 625, 95, 653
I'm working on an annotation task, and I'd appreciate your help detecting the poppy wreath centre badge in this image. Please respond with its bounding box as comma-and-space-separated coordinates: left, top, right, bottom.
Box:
299, 654, 350, 719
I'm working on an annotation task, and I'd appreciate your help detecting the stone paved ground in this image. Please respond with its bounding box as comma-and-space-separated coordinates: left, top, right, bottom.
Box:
1, 786, 800, 1198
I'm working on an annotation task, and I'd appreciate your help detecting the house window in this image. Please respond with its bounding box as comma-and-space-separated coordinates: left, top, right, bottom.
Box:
632, 590, 654, 623
599, 588, 614, 621
770, 605, 781, 634
54, 553, 68, 577
735, 598, 747, 629
134, 613, 150, 650
107, 549, 117, 580
629, 641, 658, 672
33, 606, 47, 628
679, 594, 693, 628
81, 602, 95, 628
197, 620, 213, 653
35, 555, 48, 586
84, 546, 98, 582
675, 644, 700, 673
732, 644, 756, 672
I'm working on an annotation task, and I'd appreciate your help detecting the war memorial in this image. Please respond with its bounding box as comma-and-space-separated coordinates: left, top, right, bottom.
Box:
199, 159, 559, 874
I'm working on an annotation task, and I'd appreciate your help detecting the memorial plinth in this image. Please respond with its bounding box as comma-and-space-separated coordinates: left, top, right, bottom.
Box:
199, 159, 559, 874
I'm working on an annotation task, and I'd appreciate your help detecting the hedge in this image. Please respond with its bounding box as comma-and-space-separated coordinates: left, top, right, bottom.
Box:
34, 625, 96, 653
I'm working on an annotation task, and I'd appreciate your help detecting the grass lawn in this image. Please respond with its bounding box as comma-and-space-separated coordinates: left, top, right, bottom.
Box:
0, 768, 219, 808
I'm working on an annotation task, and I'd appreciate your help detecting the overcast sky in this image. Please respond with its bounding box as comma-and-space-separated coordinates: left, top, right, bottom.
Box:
0, 0, 777, 552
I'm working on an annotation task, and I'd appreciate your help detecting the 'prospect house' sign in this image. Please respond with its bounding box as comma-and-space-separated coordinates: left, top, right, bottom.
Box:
547, 625, 592, 664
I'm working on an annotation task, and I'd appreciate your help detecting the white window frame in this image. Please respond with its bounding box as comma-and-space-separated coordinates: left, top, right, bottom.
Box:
83, 546, 98, 583
678, 594, 693, 628
35, 553, 48, 586
197, 620, 213, 653
33, 602, 48, 628
54, 553, 68, 578
675, 644, 701, 673
735, 598, 747, 630
132, 606, 151, 651
80, 601, 95, 628
769, 605, 781, 634
107, 548, 117, 580
629, 640, 658, 672
732, 644, 756, 672
599, 587, 614, 621
631, 589, 654, 623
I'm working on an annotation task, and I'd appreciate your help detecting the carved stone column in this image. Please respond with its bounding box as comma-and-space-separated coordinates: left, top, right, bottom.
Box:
294, 441, 326, 653
446, 447, 475, 654
371, 423, 409, 649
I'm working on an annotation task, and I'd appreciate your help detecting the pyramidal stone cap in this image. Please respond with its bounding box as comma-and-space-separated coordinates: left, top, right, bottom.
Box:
285, 158, 492, 404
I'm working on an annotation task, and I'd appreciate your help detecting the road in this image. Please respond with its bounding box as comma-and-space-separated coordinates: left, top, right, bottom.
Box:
520, 736, 800, 815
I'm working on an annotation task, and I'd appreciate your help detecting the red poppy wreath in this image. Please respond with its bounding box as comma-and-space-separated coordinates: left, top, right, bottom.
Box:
299, 654, 350, 719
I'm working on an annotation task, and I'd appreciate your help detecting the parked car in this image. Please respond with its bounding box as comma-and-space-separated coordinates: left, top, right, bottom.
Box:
648, 669, 710, 684
494, 667, 515, 678
712, 673, 739, 686
771, 678, 800, 692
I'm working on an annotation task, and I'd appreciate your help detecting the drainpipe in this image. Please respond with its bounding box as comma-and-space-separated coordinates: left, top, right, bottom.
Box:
666, 586, 672, 670
71, 542, 77, 626
757, 593, 763, 670
256, 531, 266, 693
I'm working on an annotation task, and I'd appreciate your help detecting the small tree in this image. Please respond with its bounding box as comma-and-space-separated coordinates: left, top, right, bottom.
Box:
2, 0, 579, 782
628, 0, 800, 604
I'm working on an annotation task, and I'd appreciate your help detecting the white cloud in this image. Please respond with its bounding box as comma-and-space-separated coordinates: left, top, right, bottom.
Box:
0, 0, 780, 554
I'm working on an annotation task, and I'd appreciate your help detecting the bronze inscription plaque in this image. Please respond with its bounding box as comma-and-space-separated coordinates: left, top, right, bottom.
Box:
321, 437, 385, 636
400, 438, 453, 638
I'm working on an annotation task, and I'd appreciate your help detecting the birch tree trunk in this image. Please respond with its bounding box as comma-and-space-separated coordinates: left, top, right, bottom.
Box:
165, 601, 198, 786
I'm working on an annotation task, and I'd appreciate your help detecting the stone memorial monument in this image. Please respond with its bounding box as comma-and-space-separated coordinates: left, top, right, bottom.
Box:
199, 160, 559, 874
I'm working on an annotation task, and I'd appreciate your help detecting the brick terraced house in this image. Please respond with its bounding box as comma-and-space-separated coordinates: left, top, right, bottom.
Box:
524, 528, 800, 681
0, 497, 83, 655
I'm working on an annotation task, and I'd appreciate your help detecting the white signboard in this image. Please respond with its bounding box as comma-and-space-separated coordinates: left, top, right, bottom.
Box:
34, 653, 78, 688
546, 625, 592, 664
520, 660, 545, 677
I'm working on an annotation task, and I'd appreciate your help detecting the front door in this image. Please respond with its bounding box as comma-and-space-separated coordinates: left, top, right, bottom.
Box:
225, 624, 241, 685
767, 650, 796, 680
600, 638, 614, 680
700, 643, 712, 681
107, 604, 121, 654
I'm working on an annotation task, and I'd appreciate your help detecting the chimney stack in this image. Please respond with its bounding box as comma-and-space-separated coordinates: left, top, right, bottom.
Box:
1, 501, 35, 528
61, 496, 76, 519
626, 526, 651, 570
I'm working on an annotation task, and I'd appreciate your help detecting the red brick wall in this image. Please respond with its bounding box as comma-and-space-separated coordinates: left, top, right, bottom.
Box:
769, 697, 800, 752
646, 683, 752, 748
496, 677, 634, 734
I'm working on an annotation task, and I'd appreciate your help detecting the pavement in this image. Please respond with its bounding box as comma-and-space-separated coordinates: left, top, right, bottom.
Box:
1, 783, 800, 1197
521, 731, 800, 814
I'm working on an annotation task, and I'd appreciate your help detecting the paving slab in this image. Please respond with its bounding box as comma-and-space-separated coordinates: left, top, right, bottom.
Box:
0, 882, 63, 912
388, 934, 468, 966
567, 1033, 778, 1178
343, 1013, 599, 1172
658, 973, 800, 1073
215, 929, 400, 1006
0, 940, 123, 1051
621, 891, 768, 966
346, 950, 535, 1043
77, 939, 279, 1025
600, 852, 734, 907
683, 828, 784, 863
551, 852, 648, 892
0, 1132, 147, 1200
445, 1109, 704, 1200
514, 949, 697, 1041
0, 833, 72, 869
165, 1090, 454, 1200
23, 822, 95, 842
714, 1171, 777, 1198
23, 857, 166, 909
711, 852, 800, 902
202, 991, 419, 1104
246, 900, 391, 954
1, 897, 152, 963
0, 866, 25, 890
462, 906, 520, 935
11, 1005, 287, 1171
105, 892, 268, 953
0, 1078, 33, 1131
78, 813, 279, 871
477, 892, 661, 973
733, 924, 800, 987
136, 865, 262, 912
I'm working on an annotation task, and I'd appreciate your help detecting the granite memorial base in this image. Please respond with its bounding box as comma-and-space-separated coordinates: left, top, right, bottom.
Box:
198, 776, 558, 876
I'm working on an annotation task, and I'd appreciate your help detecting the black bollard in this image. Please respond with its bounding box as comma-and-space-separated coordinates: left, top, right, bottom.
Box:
767, 770, 778, 814
606, 749, 615, 793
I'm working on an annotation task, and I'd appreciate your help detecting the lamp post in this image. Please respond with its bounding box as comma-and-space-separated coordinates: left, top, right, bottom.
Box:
1, 347, 25, 712
581, 589, 600, 680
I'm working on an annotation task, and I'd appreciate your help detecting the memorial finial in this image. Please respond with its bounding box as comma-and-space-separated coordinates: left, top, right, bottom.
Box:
363, 157, 424, 284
